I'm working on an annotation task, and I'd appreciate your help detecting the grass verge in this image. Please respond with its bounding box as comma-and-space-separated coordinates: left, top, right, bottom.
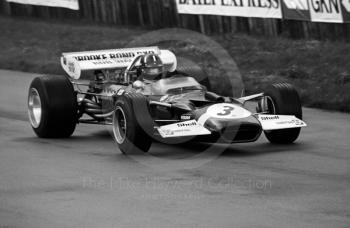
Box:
0, 15, 349, 112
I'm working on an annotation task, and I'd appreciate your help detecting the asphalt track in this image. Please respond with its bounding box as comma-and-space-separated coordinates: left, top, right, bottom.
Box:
0, 70, 349, 228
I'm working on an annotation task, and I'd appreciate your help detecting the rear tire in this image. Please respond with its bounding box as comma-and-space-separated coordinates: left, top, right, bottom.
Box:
112, 94, 152, 154
28, 75, 77, 138
263, 83, 302, 144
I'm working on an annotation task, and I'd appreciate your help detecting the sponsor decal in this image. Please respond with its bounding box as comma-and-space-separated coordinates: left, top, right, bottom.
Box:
160, 129, 175, 136
68, 62, 75, 73
275, 119, 305, 126
61, 47, 160, 79
74, 50, 156, 62
177, 121, 198, 127
258, 115, 307, 130
161, 128, 192, 137
62, 57, 81, 79
157, 120, 211, 138
91, 60, 115, 66
260, 115, 280, 121
181, 115, 192, 120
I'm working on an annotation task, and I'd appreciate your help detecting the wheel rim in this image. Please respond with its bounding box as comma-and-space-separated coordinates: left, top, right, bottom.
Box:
113, 107, 127, 144
262, 96, 277, 134
28, 88, 42, 128
263, 96, 276, 115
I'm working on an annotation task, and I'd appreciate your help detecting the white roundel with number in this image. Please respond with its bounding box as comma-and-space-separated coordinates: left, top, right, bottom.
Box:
206, 103, 252, 119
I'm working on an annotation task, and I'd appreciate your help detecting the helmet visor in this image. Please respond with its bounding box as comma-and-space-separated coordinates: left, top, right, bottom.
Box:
144, 66, 163, 76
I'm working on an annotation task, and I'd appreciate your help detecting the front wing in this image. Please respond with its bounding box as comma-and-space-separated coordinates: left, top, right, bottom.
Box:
156, 115, 306, 139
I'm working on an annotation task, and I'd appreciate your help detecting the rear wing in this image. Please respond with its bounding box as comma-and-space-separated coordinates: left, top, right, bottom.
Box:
61, 47, 177, 79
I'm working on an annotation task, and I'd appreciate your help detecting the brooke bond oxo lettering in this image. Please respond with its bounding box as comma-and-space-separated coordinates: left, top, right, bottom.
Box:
75, 50, 156, 62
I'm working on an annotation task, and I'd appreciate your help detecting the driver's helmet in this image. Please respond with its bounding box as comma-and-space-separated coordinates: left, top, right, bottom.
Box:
140, 54, 164, 81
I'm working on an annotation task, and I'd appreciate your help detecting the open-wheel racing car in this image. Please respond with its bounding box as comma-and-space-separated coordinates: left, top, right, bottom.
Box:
28, 47, 307, 154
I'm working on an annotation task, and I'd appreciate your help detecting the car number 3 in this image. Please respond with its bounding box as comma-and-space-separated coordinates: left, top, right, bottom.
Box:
217, 106, 235, 116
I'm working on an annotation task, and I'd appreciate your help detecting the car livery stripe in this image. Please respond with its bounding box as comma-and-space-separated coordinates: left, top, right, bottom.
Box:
198, 113, 212, 126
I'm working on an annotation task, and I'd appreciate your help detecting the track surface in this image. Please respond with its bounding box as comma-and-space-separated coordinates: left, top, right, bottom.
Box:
0, 70, 349, 228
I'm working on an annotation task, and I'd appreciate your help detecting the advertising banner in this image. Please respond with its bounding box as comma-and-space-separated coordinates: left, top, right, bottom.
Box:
177, 0, 350, 23
176, 0, 283, 19
308, 0, 343, 23
280, 0, 350, 23
281, 0, 311, 21
6, 0, 79, 10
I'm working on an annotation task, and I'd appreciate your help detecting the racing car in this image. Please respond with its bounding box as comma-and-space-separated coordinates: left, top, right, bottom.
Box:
28, 47, 307, 154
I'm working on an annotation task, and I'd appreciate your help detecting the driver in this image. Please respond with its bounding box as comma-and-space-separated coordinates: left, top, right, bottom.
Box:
139, 53, 164, 81
132, 53, 165, 92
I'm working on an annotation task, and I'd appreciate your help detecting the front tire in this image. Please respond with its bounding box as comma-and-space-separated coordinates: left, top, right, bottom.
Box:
112, 94, 152, 154
28, 75, 77, 138
262, 83, 302, 144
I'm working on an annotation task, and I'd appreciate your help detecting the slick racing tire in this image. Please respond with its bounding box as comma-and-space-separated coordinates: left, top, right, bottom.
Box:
28, 75, 77, 138
262, 83, 303, 144
112, 93, 152, 154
